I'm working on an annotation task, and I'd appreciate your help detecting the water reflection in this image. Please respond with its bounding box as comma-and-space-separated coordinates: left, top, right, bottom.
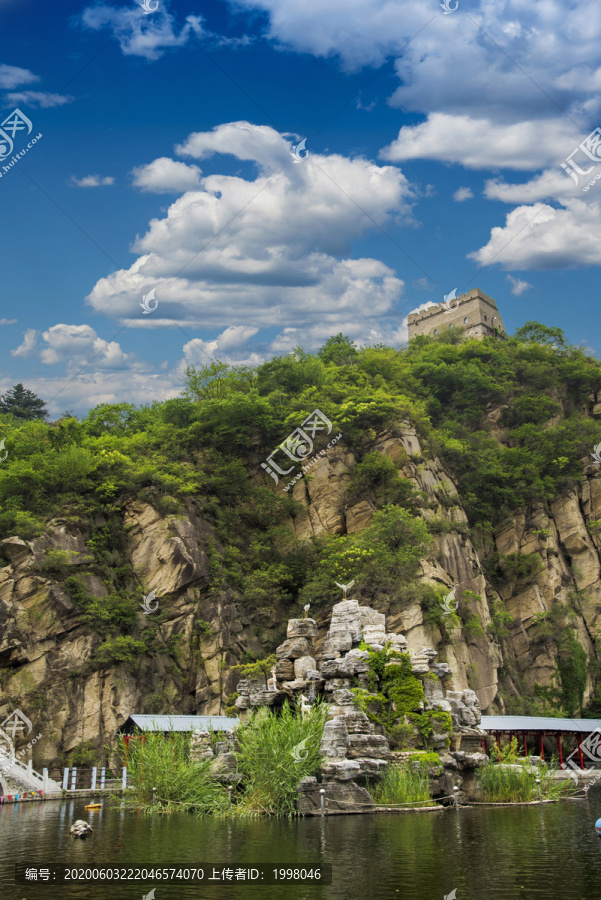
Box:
1, 791, 601, 898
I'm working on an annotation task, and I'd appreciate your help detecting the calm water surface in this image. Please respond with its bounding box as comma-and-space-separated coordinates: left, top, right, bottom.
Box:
2, 790, 601, 899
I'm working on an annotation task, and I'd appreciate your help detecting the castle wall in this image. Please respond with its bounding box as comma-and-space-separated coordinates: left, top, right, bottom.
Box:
408, 289, 506, 341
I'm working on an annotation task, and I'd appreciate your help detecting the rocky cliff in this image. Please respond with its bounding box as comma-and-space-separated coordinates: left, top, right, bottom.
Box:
1, 418, 600, 767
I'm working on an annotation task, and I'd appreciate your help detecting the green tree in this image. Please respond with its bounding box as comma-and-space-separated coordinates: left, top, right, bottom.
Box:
318, 333, 359, 366
0, 383, 48, 420
513, 321, 567, 348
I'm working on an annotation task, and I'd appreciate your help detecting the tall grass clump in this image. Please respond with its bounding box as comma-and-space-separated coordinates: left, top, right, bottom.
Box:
119, 730, 229, 814
480, 739, 573, 802
479, 762, 538, 802
235, 700, 329, 815
368, 764, 434, 806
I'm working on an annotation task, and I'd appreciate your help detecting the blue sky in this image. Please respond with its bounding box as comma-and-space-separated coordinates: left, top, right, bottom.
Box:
1, 0, 600, 416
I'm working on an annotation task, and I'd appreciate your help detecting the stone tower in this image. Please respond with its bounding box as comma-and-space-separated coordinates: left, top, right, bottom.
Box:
407, 288, 507, 341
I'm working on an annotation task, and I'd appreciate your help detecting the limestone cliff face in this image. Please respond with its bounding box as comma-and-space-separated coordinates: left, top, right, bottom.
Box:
0, 425, 600, 766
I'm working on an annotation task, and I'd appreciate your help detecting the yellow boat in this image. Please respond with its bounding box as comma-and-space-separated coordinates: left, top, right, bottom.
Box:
84, 803, 102, 809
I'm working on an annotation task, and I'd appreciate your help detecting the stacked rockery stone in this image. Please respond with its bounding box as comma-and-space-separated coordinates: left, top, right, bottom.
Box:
237, 596, 489, 811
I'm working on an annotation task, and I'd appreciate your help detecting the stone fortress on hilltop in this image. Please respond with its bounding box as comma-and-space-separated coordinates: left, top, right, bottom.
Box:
408, 288, 507, 342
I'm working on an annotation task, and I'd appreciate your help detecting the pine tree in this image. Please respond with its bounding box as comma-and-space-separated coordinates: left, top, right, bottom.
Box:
0, 383, 48, 420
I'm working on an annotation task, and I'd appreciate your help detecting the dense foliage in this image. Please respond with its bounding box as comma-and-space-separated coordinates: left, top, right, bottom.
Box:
0, 323, 600, 708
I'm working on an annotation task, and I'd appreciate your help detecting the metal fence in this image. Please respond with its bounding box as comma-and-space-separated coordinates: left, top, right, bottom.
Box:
46, 766, 128, 791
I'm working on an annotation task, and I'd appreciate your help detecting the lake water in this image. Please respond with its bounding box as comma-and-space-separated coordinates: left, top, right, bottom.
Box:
2, 790, 601, 899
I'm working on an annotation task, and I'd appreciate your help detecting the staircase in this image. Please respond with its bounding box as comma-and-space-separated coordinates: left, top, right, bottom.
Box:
0, 752, 62, 793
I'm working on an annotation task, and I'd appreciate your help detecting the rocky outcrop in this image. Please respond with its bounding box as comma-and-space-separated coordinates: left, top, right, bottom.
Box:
2, 414, 601, 771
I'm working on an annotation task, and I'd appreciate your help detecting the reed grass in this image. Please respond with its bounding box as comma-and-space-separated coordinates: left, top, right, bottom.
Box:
234, 700, 329, 816
368, 763, 434, 806
119, 730, 229, 815
479, 757, 573, 803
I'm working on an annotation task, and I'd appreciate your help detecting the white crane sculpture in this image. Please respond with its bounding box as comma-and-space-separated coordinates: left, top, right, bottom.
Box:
303, 602, 311, 619
335, 580, 355, 600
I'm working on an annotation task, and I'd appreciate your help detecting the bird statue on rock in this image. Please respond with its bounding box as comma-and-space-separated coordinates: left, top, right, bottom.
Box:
335, 580, 355, 600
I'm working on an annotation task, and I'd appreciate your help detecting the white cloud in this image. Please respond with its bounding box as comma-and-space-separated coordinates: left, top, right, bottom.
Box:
14, 324, 132, 370
454, 187, 473, 202
11, 328, 38, 358
484, 169, 581, 204
0, 317, 17, 325
175, 121, 291, 171
380, 114, 581, 171
69, 174, 115, 188
81, 2, 204, 61
468, 200, 601, 270
132, 157, 202, 193
40, 324, 131, 369
86, 122, 412, 340
5, 91, 74, 108
0, 64, 39, 90
230, 0, 423, 71
506, 274, 533, 295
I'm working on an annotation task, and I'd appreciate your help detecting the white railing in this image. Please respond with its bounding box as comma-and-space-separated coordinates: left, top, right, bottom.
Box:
0, 752, 61, 793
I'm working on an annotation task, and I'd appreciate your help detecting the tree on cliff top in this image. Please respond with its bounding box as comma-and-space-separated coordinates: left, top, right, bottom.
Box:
0, 383, 48, 420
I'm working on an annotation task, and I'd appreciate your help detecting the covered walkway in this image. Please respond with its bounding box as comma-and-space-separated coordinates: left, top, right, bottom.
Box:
480, 715, 601, 770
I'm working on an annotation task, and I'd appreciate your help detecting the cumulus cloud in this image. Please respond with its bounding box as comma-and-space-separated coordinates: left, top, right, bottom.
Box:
506, 274, 533, 295
69, 174, 115, 188
12, 324, 132, 370
5, 91, 74, 108
0, 64, 39, 90
11, 328, 38, 358
380, 115, 581, 171
80, 1, 204, 61
38, 324, 131, 369
131, 157, 202, 192
0, 317, 17, 325
484, 169, 583, 204
454, 187, 473, 202
230, 0, 423, 71
468, 200, 601, 270
86, 122, 413, 342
